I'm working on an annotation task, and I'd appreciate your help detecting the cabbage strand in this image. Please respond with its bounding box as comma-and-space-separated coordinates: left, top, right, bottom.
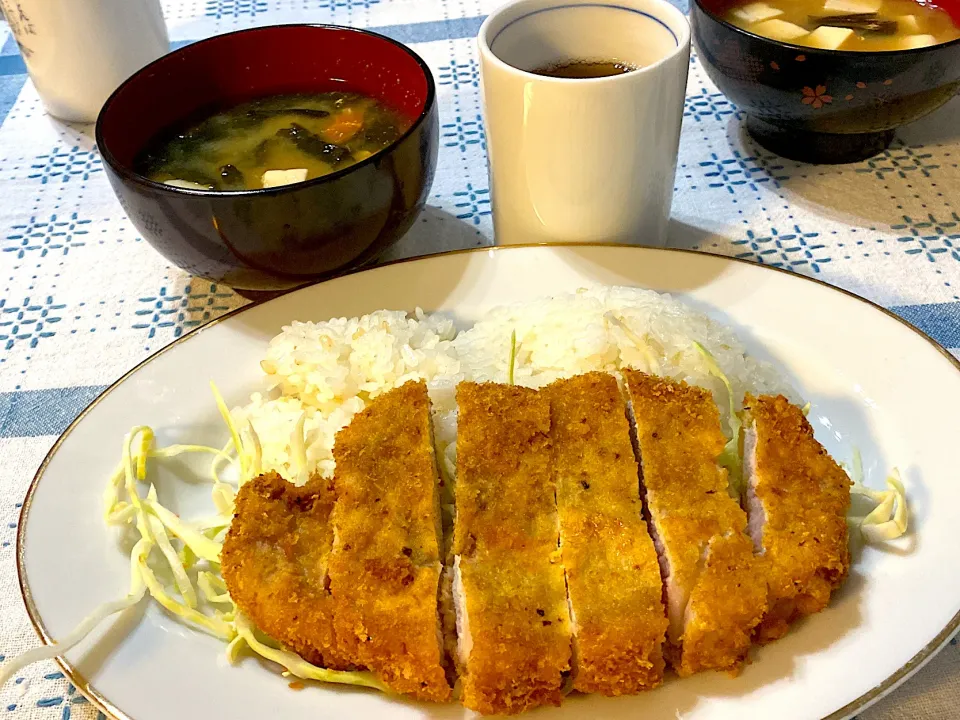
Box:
0, 384, 377, 692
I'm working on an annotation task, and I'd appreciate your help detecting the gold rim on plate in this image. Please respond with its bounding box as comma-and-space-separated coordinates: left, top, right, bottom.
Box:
15, 243, 960, 720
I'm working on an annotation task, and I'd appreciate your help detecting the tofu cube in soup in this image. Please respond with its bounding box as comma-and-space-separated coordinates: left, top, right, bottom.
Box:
261, 168, 308, 188
898, 33, 937, 47
898, 14, 922, 33
751, 19, 810, 41
806, 26, 856, 49
822, 0, 882, 13
732, 2, 784, 23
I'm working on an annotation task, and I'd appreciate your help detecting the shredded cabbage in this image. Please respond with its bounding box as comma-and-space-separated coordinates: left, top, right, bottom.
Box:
668, 344, 908, 546
605, 312, 661, 375
0, 552, 146, 689
693, 341, 743, 496
292, 412, 310, 485
0, 384, 377, 692
508, 329, 517, 385
233, 613, 388, 691
847, 449, 909, 542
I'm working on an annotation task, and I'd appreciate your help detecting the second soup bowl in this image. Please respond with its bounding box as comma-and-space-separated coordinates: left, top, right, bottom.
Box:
691, 0, 960, 163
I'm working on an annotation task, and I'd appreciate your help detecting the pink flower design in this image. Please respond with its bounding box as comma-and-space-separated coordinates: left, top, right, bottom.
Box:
801, 85, 833, 109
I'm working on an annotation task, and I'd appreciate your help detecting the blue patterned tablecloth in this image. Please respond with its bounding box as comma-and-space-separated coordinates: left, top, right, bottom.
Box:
0, 1, 958, 718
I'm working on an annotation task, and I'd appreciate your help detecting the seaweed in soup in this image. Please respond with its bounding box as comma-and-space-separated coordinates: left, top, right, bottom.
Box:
135, 91, 412, 191
808, 13, 898, 34
360, 115, 403, 149
275, 124, 353, 165
219, 164, 245, 189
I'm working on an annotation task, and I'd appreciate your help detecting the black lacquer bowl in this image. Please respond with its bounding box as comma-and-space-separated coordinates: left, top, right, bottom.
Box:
96, 24, 438, 294
691, 0, 960, 163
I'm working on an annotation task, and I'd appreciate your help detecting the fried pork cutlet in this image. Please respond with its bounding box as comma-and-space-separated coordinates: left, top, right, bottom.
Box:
741, 394, 852, 644
220, 471, 349, 669
453, 382, 572, 715
544, 372, 667, 695
622, 370, 767, 677
327, 381, 451, 702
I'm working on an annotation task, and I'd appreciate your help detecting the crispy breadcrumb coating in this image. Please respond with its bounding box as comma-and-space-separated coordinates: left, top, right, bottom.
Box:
545, 372, 667, 695
329, 381, 451, 702
221, 471, 349, 669
742, 394, 852, 644
623, 370, 766, 677
454, 382, 572, 715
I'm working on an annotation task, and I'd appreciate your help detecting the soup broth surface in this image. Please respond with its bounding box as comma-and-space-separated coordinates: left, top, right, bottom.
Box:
724, 0, 960, 50
136, 92, 413, 191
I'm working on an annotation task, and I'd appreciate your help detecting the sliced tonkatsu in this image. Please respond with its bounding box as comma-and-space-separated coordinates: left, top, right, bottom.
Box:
622, 369, 767, 677
221, 471, 349, 669
741, 394, 852, 643
328, 381, 451, 702
544, 372, 667, 695
453, 382, 572, 715
221, 372, 856, 714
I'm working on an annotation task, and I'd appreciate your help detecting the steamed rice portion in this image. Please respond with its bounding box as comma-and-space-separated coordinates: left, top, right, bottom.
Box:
455, 286, 799, 425
233, 287, 800, 483
232, 309, 460, 481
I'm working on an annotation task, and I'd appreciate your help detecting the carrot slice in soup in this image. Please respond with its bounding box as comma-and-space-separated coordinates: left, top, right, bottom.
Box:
322, 106, 365, 144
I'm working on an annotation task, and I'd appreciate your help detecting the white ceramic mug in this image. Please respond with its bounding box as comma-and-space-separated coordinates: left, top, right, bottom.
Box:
0, 0, 169, 123
478, 0, 690, 246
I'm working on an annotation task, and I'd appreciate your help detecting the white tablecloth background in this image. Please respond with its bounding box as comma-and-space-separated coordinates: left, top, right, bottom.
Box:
0, 0, 958, 717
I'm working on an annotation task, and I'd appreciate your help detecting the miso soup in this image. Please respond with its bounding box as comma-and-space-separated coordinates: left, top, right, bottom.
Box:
136, 92, 413, 191
724, 0, 960, 50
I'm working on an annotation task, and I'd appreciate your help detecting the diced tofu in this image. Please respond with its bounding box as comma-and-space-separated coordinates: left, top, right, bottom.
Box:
163, 179, 211, 190
751, 18, 809, 41
806, 25, 855, 49
823, 0, 882, 13
261, 168, 308, 188
732, 2, 784, 23
898, 33, 937, 49
898, 14, 922, 33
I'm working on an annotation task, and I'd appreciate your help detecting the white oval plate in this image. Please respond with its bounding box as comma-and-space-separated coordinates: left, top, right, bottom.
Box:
18, 245, 960, 720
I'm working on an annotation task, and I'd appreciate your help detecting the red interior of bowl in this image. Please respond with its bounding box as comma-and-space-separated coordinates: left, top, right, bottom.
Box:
698, 0, 960, 25
99, 24, 431, 168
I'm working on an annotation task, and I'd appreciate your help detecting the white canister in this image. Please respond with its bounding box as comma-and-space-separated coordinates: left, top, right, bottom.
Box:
478, 0, 690, 247
0, 0, 169, 123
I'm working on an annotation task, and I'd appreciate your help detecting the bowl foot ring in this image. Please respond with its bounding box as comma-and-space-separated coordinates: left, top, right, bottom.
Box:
745, 116, 895, 164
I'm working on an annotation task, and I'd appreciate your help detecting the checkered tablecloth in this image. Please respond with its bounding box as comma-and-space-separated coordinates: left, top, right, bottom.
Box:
0, 0, 957, 718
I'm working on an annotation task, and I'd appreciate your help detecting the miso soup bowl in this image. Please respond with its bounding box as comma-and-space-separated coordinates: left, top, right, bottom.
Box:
691, 0, 960, 163
96, 24, 438, 294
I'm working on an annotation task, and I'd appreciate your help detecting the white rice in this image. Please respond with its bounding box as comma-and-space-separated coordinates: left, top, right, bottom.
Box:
233, 286, 800, 484
232, 309, 459, 480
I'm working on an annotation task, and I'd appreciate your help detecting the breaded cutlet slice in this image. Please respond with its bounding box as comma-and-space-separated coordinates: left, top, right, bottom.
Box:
328, 381, 451, 702
622, 370, 767, 677
221, 471, 350, 669
544, 372, 667, 695
741, 394, 852, 644
453, 382, 572, 715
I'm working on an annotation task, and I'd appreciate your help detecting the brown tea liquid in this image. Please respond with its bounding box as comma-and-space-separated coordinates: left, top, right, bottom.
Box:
531, 59, 638, 78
